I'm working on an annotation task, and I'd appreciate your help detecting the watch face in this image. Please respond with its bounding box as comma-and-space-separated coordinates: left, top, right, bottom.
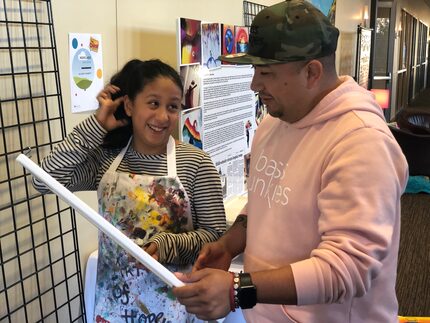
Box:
238, 285, 257, 309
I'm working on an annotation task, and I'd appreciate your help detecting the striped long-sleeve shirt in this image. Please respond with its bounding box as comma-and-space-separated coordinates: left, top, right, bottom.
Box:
33, 115, 226, 265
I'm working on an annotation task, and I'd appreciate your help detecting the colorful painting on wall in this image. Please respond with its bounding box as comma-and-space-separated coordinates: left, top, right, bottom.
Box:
234, 26, 249, 54
308, 0, 336, 24
180, 18, 201, 65
201, 23, 221, 69
181, 107, 203, 150
221, 24, 235, 56
180, 65, 201, 109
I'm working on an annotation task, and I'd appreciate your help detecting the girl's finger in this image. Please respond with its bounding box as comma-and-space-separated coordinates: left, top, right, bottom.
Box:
106, 84, 120, 94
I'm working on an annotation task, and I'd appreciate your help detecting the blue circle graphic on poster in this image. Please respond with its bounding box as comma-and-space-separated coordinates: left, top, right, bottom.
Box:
72, 38, 78, 49
225, 28, 234, 54
72, 48, 94, 90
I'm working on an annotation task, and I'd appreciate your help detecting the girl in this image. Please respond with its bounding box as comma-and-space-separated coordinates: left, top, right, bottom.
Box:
33, 59, 226, 322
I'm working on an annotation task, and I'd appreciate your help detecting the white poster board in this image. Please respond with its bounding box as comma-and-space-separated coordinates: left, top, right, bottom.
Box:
356, 27, 372, 90
177, 17, 260, 202
201, 65, 255, 199
69, 33, 104, 113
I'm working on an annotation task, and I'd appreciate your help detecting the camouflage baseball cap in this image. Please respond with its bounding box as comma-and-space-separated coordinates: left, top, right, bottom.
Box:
219, 0, 339, 65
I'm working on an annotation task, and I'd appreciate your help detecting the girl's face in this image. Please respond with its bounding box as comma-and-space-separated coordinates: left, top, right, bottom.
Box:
125, 76, 182, 155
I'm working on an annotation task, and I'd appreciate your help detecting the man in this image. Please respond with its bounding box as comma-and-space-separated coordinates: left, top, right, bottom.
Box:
173, 1, 408, 322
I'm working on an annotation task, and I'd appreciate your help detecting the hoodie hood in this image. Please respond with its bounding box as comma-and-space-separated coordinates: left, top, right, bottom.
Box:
292, 76, 385, 129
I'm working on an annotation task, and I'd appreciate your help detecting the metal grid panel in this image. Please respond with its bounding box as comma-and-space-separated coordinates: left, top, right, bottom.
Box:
243, 1, 267, 27
0, 0, 85, 322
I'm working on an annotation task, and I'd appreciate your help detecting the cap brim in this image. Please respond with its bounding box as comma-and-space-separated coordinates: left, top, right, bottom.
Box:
218, 53, 282, 65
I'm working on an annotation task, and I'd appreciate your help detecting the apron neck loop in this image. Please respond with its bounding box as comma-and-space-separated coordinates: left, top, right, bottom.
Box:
108, 136, 177, 177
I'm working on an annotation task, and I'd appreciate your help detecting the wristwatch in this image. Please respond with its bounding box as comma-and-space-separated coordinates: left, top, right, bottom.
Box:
236, 273, 257, 309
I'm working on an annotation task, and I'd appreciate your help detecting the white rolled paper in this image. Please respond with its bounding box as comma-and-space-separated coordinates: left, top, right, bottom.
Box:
16, 153, 185, 288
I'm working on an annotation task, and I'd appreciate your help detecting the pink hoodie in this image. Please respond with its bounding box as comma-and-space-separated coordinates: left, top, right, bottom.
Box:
242, 76, 408, 322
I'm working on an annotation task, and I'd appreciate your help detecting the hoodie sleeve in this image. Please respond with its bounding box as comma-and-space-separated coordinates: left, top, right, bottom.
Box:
290, 125, 408, 305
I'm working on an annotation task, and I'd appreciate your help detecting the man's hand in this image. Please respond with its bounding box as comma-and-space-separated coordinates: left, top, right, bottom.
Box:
172, 269, 232, 321
193, 241, 233, 272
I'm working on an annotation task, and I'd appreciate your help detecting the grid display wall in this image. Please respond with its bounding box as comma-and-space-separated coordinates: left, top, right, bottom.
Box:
0, 0, 85, 321
243, 0, 267, 27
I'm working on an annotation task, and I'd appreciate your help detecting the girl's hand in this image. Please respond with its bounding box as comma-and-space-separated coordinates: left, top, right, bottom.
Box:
95, 84, 128, 131
144, 242, 159, 261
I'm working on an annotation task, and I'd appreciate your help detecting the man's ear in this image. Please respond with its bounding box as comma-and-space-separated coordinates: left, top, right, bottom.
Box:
124, 95, 132, 117
305, 60, 323, 89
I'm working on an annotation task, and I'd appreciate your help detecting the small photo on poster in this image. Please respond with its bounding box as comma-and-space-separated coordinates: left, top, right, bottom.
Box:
180, 65, 201, 109
245, 119, 253, 149
218, 166, 228, 198
235, 26, 249, 54
201, 23, 221, 69
181, 107, 203, 150
221, 24, 235, 55
244, 153, 251, 187
179, 18, 202, 65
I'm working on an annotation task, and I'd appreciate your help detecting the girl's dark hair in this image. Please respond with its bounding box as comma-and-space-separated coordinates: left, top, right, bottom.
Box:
102, 59, 183, 148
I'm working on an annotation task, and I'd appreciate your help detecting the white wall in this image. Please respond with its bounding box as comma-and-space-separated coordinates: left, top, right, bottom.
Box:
116, 0, 244, 68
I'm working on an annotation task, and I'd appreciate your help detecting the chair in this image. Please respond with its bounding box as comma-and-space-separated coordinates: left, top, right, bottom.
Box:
388, 108, 430, 177
396, 108, 430, 135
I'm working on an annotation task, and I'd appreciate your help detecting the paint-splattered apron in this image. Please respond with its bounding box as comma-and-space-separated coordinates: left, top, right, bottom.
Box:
93, 136, 197, 323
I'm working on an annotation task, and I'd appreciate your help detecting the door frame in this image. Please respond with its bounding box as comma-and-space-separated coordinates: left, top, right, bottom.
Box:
369, 0, 397, 120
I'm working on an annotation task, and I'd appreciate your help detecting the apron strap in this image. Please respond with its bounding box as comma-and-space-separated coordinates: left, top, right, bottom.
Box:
167, 136, 177, 177
107, 136, 133, 172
